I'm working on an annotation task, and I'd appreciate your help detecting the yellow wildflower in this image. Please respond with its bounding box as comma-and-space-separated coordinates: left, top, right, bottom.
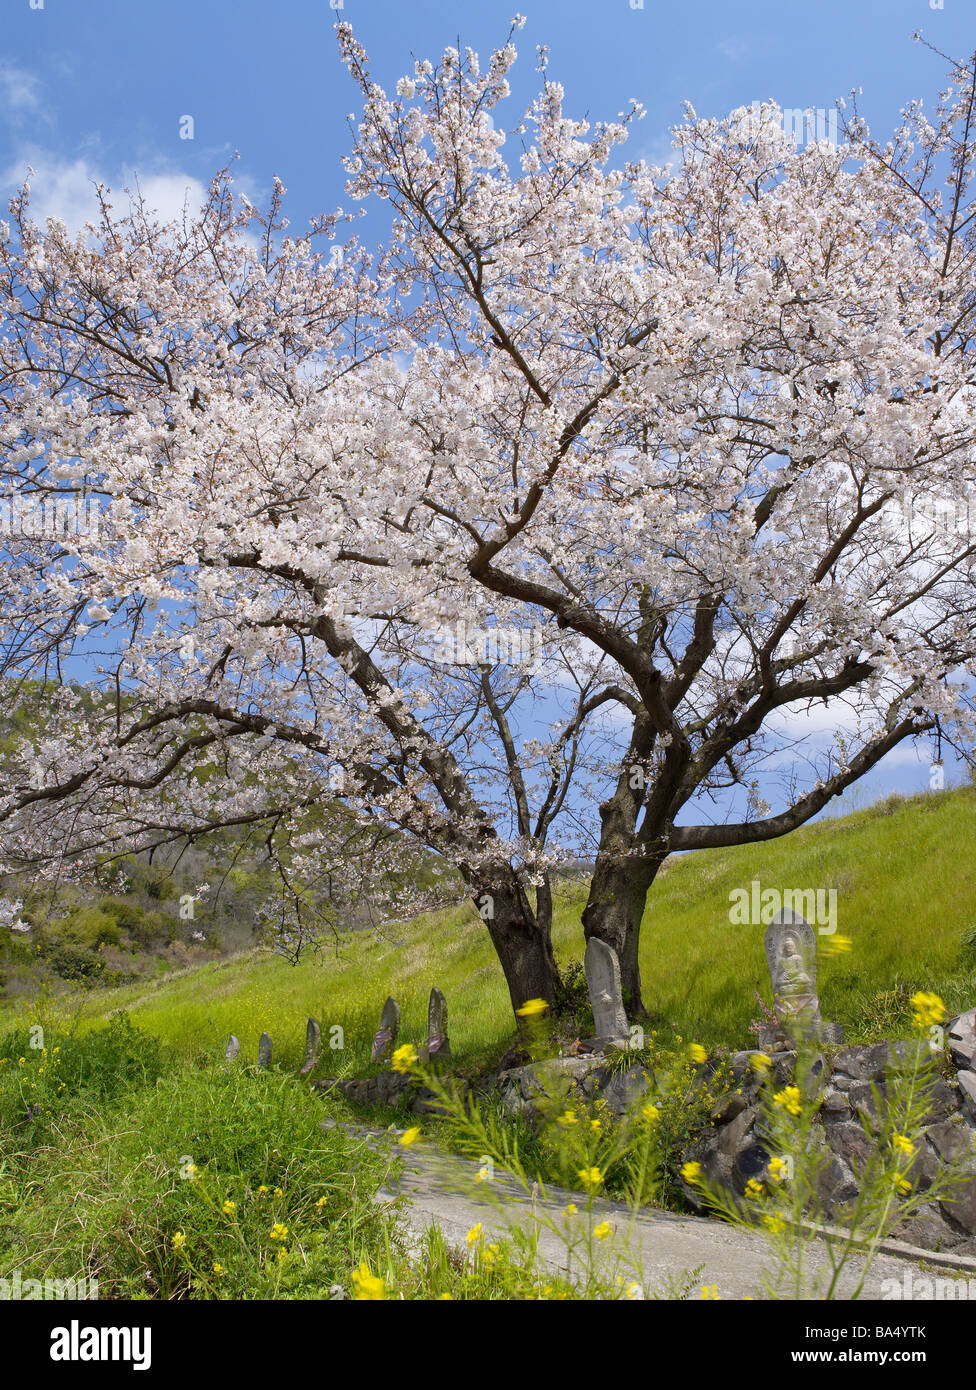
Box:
391, 1043, 418, 1074
700, 1284, 719, 1299
593, 1222, 612, 1240
689, 1043, 708, 1064
466, 1223, 483, 1246
269, 1223, 288, 1242
680, 1161, 702, 1185
516, 998, 549, 1017
910, 992, 946, 1030
893, 1134, 915, 1157
171, 1231, 186, 1250
399, 1126, 422, 1147
351, 1263, 386, 1300
768, 1156, 788, 1183
577, 1166, 603, 1191
773, 1086, 802, 1116
221, 1200, 237, 1217
745, 1178, 764, 1199
642, 1103, 660, 1123
822, 934, 853, 957
212, 1263, 225, 1276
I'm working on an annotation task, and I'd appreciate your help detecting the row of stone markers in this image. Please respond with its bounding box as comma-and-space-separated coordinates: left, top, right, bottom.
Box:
222, 910, 828, 1072
222, 987, 451, 1073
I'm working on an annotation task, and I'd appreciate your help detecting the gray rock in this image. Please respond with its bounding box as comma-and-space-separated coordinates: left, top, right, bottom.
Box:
940, 1177, 976, 1236
816, 1155, 859, 1209
896, 1203, 968, 1252
958, 1069, 976, 1123
601, 1066, 649, 1116
717, 1107, 757, 1158
825, 1119, 875, 1168
822, 1086, 850, 1116
921, 1078, 963, 1125
948, 1008, 976, 1071
832, 1043, 891, 1081
926, 1116, 976, 1164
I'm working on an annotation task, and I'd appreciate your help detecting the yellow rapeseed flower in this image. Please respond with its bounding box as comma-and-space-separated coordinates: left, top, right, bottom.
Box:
516, 998, 549, 1017
171, 1231, 186, 1250
773, 1086, 802, 1117
466, 1223, 483, 1246
680, 1161, 702, 1185
641, 1103, 660, 1123
257, 1185, 269, 1196
273, 1187, 283, 1198
700, 1284, 719, 1299
482, 1244, 500, 1266
399, 1126, 422, 1147
768, 1156, 788, 1182
763, 1214, 786, 1234
750, 1053, 772, 1072
910, 992, 946, 1030
822, 934, 853, 957
893, 1134, 915, 1157
269, 1223, 288, 1242
315, 1195, 328, 1209
212, 1263, 225, 1276
689, 1043, 708, 1064
593, 1222, 612, 1240
565, 1203, 577, 1215
351, 1262, 386, 1300
577, 1166, 603, 1192
556, 1109, 577, 1128
392, 1043, 418, 1074
745, 1178, 764, 1199
221, 1200, 237, 1217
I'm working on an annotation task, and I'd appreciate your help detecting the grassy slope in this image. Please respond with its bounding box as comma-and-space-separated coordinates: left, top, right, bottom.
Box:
5, 787, 975, 1066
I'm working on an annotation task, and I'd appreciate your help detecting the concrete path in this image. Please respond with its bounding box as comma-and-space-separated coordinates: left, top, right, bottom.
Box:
324, 1117, 976, 1300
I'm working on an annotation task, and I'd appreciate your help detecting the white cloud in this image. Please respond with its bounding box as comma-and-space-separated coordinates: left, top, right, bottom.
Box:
0, 63, 41, 117
2, 151, 206, 233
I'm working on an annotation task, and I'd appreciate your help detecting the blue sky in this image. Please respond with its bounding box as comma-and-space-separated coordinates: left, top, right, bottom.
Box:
1, 0, 973, 816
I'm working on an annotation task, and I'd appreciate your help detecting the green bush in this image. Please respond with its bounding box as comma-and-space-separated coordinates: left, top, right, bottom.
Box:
0, 1013, 162, 1143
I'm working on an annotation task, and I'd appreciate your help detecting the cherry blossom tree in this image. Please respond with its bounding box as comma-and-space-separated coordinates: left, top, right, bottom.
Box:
1, 23, 975, 1017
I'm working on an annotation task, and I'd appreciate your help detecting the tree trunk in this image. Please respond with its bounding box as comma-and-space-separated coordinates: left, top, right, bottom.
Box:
474, 872, 559, 1018
581, 848, 665, 1015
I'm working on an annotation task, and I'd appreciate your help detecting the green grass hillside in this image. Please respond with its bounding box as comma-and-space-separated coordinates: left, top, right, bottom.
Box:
4, 786, 976, 1067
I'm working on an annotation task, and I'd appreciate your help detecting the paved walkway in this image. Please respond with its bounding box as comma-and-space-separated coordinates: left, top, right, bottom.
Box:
323, 1117, 976, 1300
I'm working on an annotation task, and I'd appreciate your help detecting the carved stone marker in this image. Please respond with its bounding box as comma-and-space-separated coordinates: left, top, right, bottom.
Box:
584, 937, 630, 1049
765, 908, 824, 1043
257, 1032, 273, 1069
421, 987, 450, 1062
225, 1035, 240, 1062
300, 1018, 322, 1076
371, 996, 401, 1064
